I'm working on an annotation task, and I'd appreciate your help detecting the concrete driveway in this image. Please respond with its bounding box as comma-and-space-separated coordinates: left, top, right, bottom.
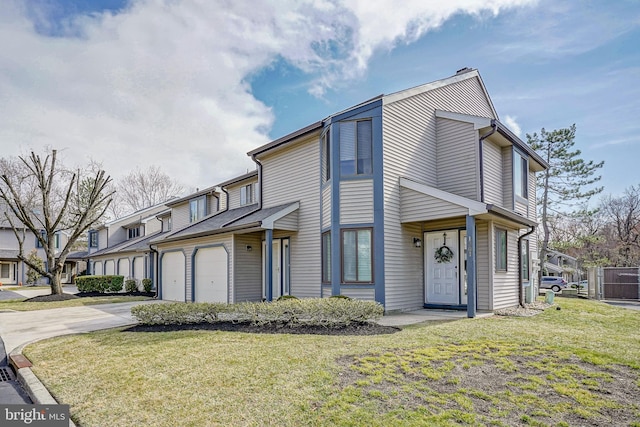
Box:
605, 300, 640, 311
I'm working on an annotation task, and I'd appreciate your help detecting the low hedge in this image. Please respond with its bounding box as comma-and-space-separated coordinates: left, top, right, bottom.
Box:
76, 275, 125, 293
131, 298, 384, 328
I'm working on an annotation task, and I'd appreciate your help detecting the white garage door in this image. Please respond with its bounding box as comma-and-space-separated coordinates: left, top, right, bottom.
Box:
162, 251, 185, 301
194, 247, 228, 303
105, 260, 115, 275
133, 257, 144, 282
118, 258, 130, 278
93, 261, 103, 275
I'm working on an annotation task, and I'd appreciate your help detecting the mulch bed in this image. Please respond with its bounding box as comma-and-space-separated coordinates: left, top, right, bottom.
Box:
125, 321, 401, 336
23, 291, 155, 303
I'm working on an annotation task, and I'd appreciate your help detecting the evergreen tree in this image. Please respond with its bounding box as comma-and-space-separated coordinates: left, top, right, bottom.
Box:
527, 124, 604, 279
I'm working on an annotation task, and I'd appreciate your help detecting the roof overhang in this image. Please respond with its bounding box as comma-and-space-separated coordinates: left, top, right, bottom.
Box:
261, 202, 300, 229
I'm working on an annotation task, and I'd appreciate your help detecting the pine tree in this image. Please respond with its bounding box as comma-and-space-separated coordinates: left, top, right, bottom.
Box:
527, 125, 604, 280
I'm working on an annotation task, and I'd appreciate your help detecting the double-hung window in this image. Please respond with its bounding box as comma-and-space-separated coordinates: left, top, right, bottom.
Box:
89, 231, 98, 248
495, 228, 507, 271
190, 197, 206, 223
322, 232, 331, 283
0, 263, 11, 279
342, 228, 373, 283
128, 227, 140, 239
340, 120, 372, 176
240, 184, 254, 206
514, 151, 528, 199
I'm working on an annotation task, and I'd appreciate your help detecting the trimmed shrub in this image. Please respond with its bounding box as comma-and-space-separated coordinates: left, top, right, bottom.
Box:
276, 295, 299, 301
330, 294, 352, 300
141, 278, 153, 293
132, 298, 384, 328
76, 275, 125, 293
125, 279, 138, 293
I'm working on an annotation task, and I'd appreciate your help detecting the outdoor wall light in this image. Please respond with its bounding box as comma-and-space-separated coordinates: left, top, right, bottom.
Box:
413, 237, 422, 248
246, 245, 252, 252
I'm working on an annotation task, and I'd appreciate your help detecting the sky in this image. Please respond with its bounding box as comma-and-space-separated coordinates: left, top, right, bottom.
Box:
1, 0, 639, 198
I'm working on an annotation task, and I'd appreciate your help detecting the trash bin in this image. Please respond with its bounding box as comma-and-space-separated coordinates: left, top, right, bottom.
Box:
545, 290, 555, 304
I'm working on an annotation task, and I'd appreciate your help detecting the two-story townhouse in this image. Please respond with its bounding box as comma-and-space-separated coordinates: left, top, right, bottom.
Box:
149, 68, 549, 315
0, 204, 80, 285
87, 202, 171, 289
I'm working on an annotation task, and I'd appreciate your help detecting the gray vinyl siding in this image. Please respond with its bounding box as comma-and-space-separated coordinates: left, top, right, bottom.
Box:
233, 233, 263, 302
98, 228, 109, 250
259, 133, 321, 298
322, 186, 331, 229
382, 76, 495, 311
322, 285, 332, 297
502, 147, 513, 210
515, 200, 528, 216
227, 179, 258, 210
157, 234, 233, 302
528, 171, 537, 221
436, 118, 478, 200
483, 139, 503, 206
476, 221, 490, 310
491, 223, 520, 309
144, 217, 162, 235
171, 203, 191, 230
382, 222, 424, 311
340, 180, 374, 224
400, 187, 468, 223
340, 287, 376, 301
273, 211, 299, 231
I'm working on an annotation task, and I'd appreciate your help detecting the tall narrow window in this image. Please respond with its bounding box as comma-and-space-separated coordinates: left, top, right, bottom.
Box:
342, 228, 373, 283
36, 230, 46, 248
190, 197, 206, 222
340, 120, 372, 176
89, 231, 98, 248
54, 233, 60, 249
240, 184, 253, 205
322, 130, 331, 183
521, 239, 530, 281
322, 232, 331, 283
495, 228, 507, 271
514, 151, 528, 199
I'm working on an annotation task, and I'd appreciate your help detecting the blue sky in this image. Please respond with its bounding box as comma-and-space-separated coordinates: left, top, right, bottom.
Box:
2, 0, 639, 198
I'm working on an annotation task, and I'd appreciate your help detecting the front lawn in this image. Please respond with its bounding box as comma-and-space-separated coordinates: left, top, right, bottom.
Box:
24, 298, 640, 426
0, 296, 152, 311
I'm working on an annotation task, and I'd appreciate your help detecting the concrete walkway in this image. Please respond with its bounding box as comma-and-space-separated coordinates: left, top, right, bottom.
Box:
378, 309, 493, 326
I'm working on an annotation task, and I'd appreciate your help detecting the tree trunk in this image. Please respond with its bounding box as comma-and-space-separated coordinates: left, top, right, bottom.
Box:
50, 270, 64, 295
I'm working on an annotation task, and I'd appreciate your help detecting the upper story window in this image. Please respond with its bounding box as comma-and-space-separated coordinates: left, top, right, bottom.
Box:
89, 231, 98, 248
36, 231, 60, 249
190, 196, 207, 223
340, 119, 372, 176
240, 184, 254, 206
166, 216, 172, 232
322, 130, 331, 183
127, 227, 140, 239
514, 150, 528, 199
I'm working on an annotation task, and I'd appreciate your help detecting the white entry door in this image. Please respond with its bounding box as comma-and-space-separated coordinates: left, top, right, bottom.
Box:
262, 240, 282, 299
425, 229, 460, 305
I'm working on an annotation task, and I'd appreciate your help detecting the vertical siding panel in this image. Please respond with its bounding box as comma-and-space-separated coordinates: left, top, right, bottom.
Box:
436, 118, 478, 200
482, 140, 503, 206
383, 76, 496, 311
259, 134, 321, 298
340, 180, 374, 224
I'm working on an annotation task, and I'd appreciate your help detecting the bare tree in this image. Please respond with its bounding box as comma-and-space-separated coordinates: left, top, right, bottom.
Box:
0, 150, 113, 294
600, 186, 640, 266
115, 165, 183, 214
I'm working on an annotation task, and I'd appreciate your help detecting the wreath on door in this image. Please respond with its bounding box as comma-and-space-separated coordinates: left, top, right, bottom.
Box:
434, 232, 454, 263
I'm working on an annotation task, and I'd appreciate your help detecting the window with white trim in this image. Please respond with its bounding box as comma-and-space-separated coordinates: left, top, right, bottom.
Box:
189, 197, 206, 222
342, 228, 373, 283
514, 151, 528, 199
128, 227, 140, 239
240, 184, 254, 206
340, 120, 372, 176
0, 263, 11, 280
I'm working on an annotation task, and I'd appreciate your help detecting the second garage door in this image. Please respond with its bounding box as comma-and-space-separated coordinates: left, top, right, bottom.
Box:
194, 246, 228, 303
161, 251, 185, 301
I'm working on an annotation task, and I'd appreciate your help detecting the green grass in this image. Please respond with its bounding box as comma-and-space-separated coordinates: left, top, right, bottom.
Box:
1, 285, 51, 291
0, 296, 151, 311
24, 298, 640, 426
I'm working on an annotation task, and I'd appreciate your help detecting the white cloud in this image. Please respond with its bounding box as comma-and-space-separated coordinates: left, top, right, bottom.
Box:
503, 115, 522, 137
1, 0, 535, 189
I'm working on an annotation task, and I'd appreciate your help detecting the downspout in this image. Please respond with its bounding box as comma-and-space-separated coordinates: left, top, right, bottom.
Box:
518, 225, 536, 307
221, 156, 263, 227
478, 120, 497, 203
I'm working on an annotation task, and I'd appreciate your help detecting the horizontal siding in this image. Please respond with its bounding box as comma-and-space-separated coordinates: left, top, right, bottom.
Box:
98, 228, 109, 250
226, 179, 258, 210
528, 171, 537, 222
322, 186, 331, 229
476, 221, 490, 310
422, 217, 467, 231
491, 223, 520, 310
144, 217, 162, 235
515, 199, 528, 216
483, 140, 503, 206
502, 147, 513, 210
400, 188, 468, 223
340, 287, 376, 301
274, 211, 298, 231
322, 285, 332, 298
157, 234, 233, 303
259, 134, 321, 298
171, 203, 190, 230
234, 233, 263, 302
340, 180, 374, 224
436, 118, 478, 200
383, 76, 496, 311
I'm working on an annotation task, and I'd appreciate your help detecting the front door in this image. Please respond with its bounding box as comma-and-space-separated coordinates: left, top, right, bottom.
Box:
425, 229, 461, 305
262, 238, 290, 300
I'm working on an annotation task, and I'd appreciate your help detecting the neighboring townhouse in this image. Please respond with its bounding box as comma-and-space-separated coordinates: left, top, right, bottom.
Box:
544, 249, 581, 282
0, 203, 80, 285
87, 203, 171, 288
145, 67, 548, 315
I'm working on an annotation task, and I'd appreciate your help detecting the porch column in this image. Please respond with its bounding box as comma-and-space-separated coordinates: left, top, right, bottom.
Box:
266, 228, 273, 301
466, 215, 477, 318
